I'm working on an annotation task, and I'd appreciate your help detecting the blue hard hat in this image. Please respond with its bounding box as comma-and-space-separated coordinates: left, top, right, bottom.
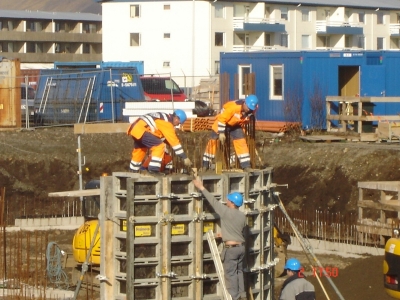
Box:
174, 109, 187, 124
245, 95, 259, 110
284, 258, 301, 271
227, 192, 243, 207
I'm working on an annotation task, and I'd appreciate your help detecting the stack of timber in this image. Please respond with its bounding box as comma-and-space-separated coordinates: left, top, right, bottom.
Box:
255, 121, 301, 133
191, 77, 220, 112
182, 118, 301, 133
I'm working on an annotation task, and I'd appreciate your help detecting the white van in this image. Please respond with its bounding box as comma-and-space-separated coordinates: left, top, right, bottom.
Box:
21, 83, 36, 118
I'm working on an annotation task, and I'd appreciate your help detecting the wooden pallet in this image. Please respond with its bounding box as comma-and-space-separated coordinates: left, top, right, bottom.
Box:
299, 135, 347, 143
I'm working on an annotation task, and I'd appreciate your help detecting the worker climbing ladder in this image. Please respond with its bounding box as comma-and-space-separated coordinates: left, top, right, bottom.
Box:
206, 230, 232, 300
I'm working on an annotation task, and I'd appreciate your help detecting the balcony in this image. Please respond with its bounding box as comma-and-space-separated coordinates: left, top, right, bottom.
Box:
316, 20, 363, 35
390, 24, 400, 36
233, 17, 285, 32
232, 45, 288, 52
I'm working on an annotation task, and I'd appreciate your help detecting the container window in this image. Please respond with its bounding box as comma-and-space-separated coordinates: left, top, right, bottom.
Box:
270, 65, 284, 100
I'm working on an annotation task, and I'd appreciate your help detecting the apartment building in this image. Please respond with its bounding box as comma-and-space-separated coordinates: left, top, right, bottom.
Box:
97, 0, 400, 87
0, 9, 102, 68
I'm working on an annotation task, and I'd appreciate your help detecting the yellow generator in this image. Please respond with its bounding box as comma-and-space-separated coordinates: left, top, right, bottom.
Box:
72, 180, 101, 266
73, 219, 101, 265
384, 230, 400, 299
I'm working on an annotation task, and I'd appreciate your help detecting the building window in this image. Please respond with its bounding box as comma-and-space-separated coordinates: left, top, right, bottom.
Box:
270, 65, 284, 100
377, 37, 384, 50
84, 23, 97, 33
281, 7, 288, 21
238, 64, 251, 98
163, 61, 170, 67
215, 61, 220, 75
358, 36, 365, 49
164, 33, 170, 39
377, 12, 384, 24
83, 43, 90, 54
215, 32, 224, 46
130, 5, 140, 18
130, 33, 140, 46
280, 33, 288, 47
164, 5, 170, 10
26, 42, 43, 53
265, 33, 271, 46
301, 9, 309, 22
215, 3, 224, 18
302, 35, 310, 49
55, 43, 60, 53
345, 36, 351, 48
320, 36, 330, 48
359, 12, 365, 23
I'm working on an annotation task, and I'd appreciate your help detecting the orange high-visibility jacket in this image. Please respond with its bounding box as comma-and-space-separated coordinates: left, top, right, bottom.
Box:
212, 100, 250, 134
127, 112, 186, 158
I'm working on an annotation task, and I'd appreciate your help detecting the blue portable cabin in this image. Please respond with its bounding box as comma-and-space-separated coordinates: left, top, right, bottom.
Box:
34, 66, 145, 125
53, 61, 145, 75
220, 50, 400, 129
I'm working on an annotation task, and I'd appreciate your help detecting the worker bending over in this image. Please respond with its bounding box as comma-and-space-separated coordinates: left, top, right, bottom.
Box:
202, 95, 259, 172
280, 258, 316, 300
127, 110, 192, 174
193, 178, 247, 300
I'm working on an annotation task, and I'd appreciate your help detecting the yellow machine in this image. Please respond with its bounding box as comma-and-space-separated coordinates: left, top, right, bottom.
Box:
72, 180, 101, 266
73, 219, 101, 265
274, 225, 290, 277
384, 231, 400, 299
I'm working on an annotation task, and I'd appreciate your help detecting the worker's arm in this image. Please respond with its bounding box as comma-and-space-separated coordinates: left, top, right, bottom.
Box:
216, 107, 234, 133
192, 178, 227, 216
158, 121, 187, 159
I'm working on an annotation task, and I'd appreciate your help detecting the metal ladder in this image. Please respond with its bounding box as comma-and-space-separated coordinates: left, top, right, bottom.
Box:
206, 230, 232, 300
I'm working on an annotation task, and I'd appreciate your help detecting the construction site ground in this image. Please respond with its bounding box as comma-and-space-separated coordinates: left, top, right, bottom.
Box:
1, 127, 400, 300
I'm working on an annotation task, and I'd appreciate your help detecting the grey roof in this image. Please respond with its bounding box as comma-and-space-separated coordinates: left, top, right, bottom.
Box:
95, 0, 400, 10
0, 9, 101, 21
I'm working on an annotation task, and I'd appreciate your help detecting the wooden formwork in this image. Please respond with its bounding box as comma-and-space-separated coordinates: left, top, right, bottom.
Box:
357, 181, 400, 245
99, 168, 275, 300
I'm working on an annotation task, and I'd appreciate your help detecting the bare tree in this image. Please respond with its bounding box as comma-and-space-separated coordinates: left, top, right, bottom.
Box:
309, 78, 326, 132
283, 83, 303, 135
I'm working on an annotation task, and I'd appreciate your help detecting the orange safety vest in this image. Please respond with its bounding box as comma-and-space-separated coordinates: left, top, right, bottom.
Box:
212, 100, 251, 133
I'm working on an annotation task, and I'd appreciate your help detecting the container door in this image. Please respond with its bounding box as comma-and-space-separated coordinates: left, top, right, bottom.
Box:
360, 65, 385, 97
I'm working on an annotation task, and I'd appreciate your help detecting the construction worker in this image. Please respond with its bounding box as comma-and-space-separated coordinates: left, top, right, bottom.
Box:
280, 258, 316, 300
127, 109, 192, 174
202, 94, 259, 172
192, 178, 247, 300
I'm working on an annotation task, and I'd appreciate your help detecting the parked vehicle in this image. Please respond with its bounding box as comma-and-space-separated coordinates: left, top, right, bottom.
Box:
20, 83, 36, 121
140, 76, 188, 102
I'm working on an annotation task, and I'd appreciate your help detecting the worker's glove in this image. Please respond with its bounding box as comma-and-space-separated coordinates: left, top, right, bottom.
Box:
219, 133, 226, 144
184, 158, 192, 166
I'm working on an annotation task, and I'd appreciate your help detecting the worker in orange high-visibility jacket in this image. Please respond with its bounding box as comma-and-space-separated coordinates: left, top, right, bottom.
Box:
202, 95, 259, 172
127, 109, 192, 174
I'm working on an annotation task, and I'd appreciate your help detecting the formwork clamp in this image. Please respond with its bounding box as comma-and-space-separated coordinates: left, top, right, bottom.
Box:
249, 258, 279, 272
259, 204, 278, 213
243, 198, 256, 204
190, 274, 208, 280
192, 211, 206, 222
157, 193, 179, 200
190, 192, 203, 198
158, 213, 174, 224
156, 272, 177, 278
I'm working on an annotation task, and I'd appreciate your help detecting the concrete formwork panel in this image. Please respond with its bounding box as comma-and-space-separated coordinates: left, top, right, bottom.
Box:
100, 169, 275, 300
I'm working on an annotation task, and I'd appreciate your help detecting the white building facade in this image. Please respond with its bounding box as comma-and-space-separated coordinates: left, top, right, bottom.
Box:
97, 0, 400, 87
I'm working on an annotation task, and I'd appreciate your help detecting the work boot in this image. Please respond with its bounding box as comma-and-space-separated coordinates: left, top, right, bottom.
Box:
243, 167, 254, 173
129, 169, 139, 173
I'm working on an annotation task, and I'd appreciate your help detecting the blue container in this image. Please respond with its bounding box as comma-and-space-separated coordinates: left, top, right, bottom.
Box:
34, 66, 145, 125
220, 50, 400, 129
